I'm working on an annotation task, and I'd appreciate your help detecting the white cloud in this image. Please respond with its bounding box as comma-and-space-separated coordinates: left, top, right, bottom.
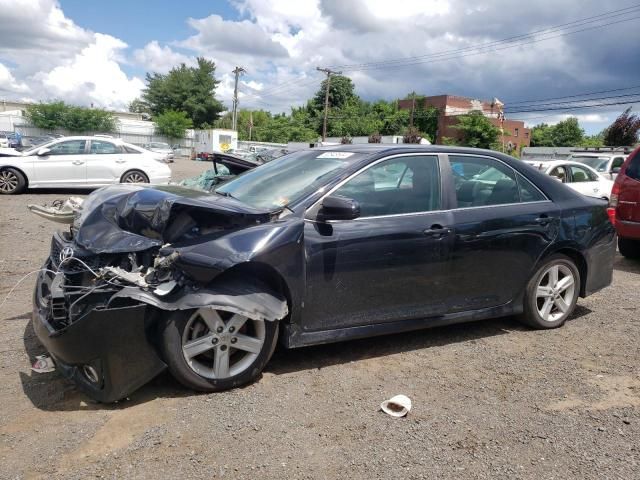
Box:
133, 41, 195, 73
37, 33, 144, 110
0, 63, 29, 94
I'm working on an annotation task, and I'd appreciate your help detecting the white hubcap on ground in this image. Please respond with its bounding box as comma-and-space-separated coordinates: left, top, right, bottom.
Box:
535, 264, 575, 322
181, 308, 265, 379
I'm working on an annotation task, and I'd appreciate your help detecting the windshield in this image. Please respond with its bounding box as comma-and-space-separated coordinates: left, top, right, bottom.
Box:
569, 155, 610, 172
215, 150, 364, 209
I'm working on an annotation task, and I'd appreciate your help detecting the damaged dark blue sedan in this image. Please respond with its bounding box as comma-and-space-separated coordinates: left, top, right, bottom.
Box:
32, 145, 616, 402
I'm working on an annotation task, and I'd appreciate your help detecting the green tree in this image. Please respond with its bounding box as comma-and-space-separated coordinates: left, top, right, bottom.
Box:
25, 101, 115, 132
580, 132, 605, 147
154, 110, 193, 140
530, 123, 554, 146
603, 107, 640, 146
452, 111, 500, 148
312, 75, 357, 110
128, 98, 150, 115
551, 117, 583, 146
142, 58, 224, 128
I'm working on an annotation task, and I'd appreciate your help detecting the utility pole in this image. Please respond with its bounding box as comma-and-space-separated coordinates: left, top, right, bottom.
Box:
410, 95, 416, 128
316, 67, 342, 141
248, 111, 253, 141
231, 66, 246, 131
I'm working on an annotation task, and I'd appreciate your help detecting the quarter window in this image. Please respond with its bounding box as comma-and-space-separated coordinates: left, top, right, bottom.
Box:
333, 155, 440, 217
449, 155, 545, 207
90, 140, 119, 154
123, 146, 142, 154
47, 140, 86, 155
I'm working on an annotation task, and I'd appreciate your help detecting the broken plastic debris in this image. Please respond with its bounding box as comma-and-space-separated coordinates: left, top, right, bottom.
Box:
380, 394, 412, 418
27, 197, 84, 224
154, 280, 177, 296
31, 354, 55, 373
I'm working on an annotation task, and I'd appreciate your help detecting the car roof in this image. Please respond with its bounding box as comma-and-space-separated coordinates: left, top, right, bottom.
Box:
526, 159, 604, 173
312, 144, 508, 156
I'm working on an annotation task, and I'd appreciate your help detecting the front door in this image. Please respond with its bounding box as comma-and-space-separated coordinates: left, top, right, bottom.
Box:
33, 139, 87, 186
446, 154, 559, 312
303, 154, 454, 331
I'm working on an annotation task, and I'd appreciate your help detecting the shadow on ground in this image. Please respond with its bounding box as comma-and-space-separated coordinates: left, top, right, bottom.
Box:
20, 304, 592, 412
613, 255, 640, 274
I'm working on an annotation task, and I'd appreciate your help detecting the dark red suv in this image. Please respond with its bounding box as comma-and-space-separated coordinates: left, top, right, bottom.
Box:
609, 146, 640, 259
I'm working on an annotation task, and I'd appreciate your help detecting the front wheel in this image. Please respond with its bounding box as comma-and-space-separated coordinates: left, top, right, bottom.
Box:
160, 307, 279, 392
518, 254, 580, 329
0, 168, 26, 194
121, 170, 149, 184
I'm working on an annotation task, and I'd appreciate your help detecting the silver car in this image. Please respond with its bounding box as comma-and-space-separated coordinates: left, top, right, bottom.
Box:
143, 142, 175, 162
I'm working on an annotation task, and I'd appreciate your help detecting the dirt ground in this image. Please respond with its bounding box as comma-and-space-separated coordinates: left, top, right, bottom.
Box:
1, 157, 639, 479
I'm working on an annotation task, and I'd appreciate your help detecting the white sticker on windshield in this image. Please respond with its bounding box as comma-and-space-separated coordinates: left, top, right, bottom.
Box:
316, 152, 354, 159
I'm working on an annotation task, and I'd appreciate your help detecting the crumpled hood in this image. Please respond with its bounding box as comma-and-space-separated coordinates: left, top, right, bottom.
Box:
73, 184, 274, 254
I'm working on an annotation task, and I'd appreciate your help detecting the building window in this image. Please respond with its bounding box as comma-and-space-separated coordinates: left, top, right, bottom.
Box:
514, 128, 519, 137
525, 132, 529, 138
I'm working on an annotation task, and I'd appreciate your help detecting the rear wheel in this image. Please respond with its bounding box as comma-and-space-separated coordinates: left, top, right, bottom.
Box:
619, 237, 640, 259
160, 307, 279, 392
0, 168, 26, 194
518, 254, 580, 329
121, 170, 149, 184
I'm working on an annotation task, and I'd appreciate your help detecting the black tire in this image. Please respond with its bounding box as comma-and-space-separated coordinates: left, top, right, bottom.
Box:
517, 254, 580, 329
619, 237, 640, 259
121, 170, 149, 184
0, 168, 26, 194
160, 307, 279, 392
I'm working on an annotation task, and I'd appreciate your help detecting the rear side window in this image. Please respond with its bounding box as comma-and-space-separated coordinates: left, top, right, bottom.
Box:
89, 140, 119, 154
569, 165, 597, 182
450, 155, 545, 207
626, 152, 640, 180
124, 146, 142, 154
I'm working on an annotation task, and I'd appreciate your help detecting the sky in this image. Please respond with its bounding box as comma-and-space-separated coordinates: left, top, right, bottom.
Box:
1, 0, 639, 134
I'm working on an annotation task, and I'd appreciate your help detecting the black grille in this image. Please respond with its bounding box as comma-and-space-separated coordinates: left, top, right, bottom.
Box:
49, 234, 112, 273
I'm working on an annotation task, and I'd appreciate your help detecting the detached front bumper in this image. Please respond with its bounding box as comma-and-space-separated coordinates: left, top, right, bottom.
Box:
32, 267, 166, 403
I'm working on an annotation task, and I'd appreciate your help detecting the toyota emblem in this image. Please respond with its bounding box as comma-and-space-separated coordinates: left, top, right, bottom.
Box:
59, 246, 74, 264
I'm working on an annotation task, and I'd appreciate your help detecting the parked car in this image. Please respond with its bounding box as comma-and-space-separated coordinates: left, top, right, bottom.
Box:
0, 133, 9, 148
142, 142, 175, 162
525, 159, 614, 200
0, 136, 171, 194
568, 148, 630, 179
609, 146, 640, 259
32, 145, 615, 402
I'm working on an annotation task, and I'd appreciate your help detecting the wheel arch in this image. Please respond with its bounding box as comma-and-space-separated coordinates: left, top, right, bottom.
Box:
120, 168, 149, 182
0, 164, 29, 187
543, 246, 588, 297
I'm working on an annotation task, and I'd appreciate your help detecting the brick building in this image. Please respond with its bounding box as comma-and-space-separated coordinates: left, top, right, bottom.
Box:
398, 95, 531, 151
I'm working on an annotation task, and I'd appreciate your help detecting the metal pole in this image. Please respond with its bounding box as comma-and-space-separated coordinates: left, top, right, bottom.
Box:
316, 67, 342, 141
231, 66, 246, 131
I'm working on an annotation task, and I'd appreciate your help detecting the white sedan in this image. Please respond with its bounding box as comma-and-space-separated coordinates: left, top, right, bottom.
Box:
0, 136, 171, 194
525, 159, 614, 200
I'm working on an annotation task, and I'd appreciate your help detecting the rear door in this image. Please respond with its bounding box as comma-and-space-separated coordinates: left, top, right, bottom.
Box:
85, 139, 126, 185
618, 152, 640, 223
446, 154, 559, 312
33, 139, 87, 186
303, 154, 454, 330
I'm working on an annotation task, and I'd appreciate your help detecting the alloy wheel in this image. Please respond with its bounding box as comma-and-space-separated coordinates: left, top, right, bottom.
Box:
0, 170, 18, 193
123, 172, 146, 183
535, 264, 576, 323
181, 308, 266, 379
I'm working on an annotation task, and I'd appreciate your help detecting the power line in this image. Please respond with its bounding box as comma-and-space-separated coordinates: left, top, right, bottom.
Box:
325, 4, 640, 71
505, 84, 640, 106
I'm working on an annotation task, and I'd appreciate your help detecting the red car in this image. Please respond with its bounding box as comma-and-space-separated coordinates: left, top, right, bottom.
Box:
609, 146, 640, 259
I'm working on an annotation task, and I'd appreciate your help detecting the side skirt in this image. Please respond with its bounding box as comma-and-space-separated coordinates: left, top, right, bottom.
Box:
283, 302, 519, 348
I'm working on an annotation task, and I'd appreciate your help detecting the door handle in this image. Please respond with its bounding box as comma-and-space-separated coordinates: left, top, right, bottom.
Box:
72, 160, 84, 165
535, 214, 552, 226
115, 159, 126, 164
423, 224, 451, 238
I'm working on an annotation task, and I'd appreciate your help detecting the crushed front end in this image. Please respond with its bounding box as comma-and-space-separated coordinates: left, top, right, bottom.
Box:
31, 185, 287, 402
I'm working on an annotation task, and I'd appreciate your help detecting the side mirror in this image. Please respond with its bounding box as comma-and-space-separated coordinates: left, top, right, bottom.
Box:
318, 195, 360, 221
36, 147, 50, 156
611, 167, 621, 174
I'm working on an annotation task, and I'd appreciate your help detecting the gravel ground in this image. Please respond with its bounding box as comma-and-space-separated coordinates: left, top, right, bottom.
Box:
1, 157, 639, 479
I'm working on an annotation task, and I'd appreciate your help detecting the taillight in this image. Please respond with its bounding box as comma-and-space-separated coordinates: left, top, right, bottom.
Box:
607, 183, 620, 225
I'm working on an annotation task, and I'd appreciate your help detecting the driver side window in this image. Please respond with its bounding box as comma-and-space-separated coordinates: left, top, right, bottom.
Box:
333, 155, 440, 217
